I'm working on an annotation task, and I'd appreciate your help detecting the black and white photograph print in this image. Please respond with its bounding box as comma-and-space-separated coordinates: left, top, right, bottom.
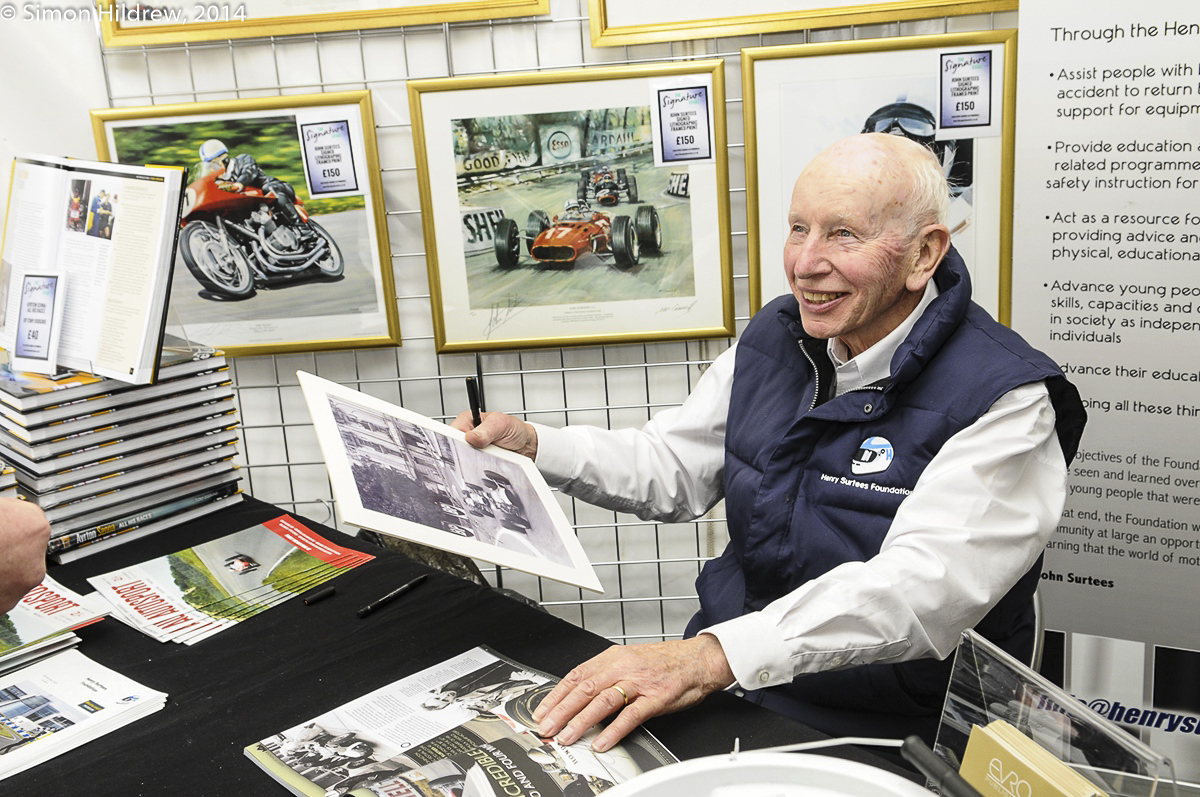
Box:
331, 394, 569, 563
298, 371, 602, 592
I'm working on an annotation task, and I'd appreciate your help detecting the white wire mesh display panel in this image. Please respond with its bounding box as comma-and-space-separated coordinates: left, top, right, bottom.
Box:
96, 1, 1014, 644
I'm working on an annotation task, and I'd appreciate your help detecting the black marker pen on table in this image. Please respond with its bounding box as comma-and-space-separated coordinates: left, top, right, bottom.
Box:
357, 574, 428, 619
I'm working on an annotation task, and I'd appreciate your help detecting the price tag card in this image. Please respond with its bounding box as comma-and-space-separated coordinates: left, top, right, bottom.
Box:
299, 119, 361, 196
12, 273, 66, 375
939, 50, 998, 137
650, 76, 716, 167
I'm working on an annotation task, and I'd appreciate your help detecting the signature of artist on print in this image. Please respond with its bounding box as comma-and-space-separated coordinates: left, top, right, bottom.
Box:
483, 297, 531, 338
655, 299, 698, 315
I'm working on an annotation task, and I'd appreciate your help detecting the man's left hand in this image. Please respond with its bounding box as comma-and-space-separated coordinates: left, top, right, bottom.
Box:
0, 497, 51, 615
531, 635, 735, 751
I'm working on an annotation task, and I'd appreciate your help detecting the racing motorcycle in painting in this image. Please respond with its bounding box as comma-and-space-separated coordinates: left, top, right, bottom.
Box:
177, 172, 344, 299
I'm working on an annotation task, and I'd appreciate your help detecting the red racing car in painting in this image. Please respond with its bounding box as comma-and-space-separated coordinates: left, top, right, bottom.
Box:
492, 199, 661, 270
577, 165, 638, 206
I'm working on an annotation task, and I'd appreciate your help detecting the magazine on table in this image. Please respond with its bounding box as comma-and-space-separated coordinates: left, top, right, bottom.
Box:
0, 648, 166, 780
298, 371, 602, 593
0, 576, 108, 676
87, 513, 374, 645
245, 646, 676, 797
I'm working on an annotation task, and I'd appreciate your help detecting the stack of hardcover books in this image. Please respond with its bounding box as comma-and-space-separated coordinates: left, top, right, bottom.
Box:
0, 347, 245, 562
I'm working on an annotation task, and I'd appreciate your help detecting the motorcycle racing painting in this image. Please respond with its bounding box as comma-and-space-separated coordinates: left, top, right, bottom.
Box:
409, 62, 734, 353
92, 93, 399, 356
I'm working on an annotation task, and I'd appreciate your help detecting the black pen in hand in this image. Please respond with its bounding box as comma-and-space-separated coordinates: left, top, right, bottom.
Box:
356, 574, 428, 619
466, 376, 483, 427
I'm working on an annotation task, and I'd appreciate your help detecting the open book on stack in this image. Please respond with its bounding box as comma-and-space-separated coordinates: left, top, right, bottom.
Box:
0, 154, 183, 384
0, 344, 244, 561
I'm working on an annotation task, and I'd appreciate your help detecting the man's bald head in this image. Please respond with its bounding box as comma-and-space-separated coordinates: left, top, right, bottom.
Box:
784, 132, 954, 357
801, 133, 951, 238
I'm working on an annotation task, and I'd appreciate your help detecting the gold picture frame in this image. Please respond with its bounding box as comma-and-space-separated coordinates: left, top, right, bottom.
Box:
92, 91, 401, 357
587, 0, 1017, 47
97, 0, 550, 48
743, 30, 1017, 323
409, 60, 735, 353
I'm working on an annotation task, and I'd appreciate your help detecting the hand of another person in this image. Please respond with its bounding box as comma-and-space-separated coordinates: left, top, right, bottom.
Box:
450, 410, 539, 460
531, 635, 735, 752
0, 497, 52, 615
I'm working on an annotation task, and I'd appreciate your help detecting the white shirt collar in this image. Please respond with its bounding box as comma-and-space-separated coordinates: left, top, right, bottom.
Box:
827, 280, 940, 396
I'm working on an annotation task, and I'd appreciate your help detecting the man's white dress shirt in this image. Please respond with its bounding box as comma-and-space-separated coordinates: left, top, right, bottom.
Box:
532, 283, 1066, 693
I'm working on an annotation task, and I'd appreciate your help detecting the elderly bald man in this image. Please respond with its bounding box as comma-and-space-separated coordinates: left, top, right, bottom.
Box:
455, 133, 1086, 752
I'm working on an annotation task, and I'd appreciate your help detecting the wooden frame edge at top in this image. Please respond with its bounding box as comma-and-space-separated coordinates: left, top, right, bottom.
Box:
587, 0, 1017, 47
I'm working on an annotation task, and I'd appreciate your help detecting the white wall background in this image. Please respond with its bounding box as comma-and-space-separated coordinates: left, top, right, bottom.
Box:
0, 17, 110, 204
0, 2, 1015, 643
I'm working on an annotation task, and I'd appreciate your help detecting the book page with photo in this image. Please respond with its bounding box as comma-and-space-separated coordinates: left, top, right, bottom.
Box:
0, 155, 183, 383
245, 646, 675, 797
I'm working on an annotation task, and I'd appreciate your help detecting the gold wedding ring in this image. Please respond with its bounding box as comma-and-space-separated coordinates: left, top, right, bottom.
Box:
609, 684, 629, 706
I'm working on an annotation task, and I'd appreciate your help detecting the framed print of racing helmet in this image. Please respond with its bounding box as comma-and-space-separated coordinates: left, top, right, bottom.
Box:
861, 100, 970, 196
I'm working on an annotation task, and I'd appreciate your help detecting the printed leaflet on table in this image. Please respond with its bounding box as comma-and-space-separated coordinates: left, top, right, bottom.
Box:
87, 514, 374, 644
0, 576, 108, 676
0, 649, 166, 780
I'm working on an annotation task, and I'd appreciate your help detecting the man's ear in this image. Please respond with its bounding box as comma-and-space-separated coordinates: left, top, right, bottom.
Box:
907, 224, 952, 292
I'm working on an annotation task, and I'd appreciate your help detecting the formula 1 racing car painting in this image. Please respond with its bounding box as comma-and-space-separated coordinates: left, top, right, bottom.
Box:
577, 165, 638, 205
493, 199, 661, 271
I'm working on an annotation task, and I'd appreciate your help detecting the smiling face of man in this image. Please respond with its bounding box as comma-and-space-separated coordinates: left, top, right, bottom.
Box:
783, 133, 950, 358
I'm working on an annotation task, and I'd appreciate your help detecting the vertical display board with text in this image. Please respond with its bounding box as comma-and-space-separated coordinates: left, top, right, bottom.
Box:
1012, 2, 1200, 779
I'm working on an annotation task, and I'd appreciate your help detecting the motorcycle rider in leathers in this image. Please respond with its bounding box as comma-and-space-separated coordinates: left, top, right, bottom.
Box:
198, 139, 313, 240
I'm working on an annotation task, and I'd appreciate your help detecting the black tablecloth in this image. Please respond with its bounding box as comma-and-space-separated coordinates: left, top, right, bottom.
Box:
11, 496, 917, 794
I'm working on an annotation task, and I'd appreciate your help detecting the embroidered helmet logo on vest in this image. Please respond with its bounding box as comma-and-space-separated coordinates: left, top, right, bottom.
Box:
852, 436, 894, 475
